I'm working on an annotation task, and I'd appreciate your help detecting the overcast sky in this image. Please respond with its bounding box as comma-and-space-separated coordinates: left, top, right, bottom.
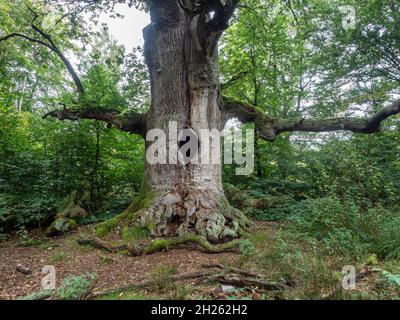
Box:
98, 4, 150, 51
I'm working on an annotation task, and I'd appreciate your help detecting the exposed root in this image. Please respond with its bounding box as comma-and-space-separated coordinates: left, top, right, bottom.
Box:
77, 234, 242, 256
94, 186, 252, 244
94, 183, 156, 238
137, 188, 251, 243
126, 234, 242, 256
91, 270, 217, 298
91, 264, 290, 299
77, 235, 127, 252
202, 264, 291, 291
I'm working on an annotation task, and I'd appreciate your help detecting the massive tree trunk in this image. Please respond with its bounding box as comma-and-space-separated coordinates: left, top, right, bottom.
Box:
137, 0, 246, 243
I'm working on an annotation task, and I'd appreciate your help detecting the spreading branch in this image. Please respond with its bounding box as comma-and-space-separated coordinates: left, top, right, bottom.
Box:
43, 105, 147, 136
1, 4, 148, 135
0, 5, 85, 96
221, 96, 400, 141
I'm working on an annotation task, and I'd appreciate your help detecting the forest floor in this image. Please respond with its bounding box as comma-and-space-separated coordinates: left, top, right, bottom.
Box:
0, 221, 398, 300
0, 224, 268, 300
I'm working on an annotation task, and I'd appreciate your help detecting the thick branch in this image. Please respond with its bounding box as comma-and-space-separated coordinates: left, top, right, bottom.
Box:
2, 5, 148, 135
185, 0, 239, 55
0, 33, 53, 50
221, 96, 400, 141
43, 105, 147, 136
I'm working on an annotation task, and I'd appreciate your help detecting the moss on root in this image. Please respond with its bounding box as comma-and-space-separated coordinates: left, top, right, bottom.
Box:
127, 234, 243, 256
95, 180, 157, 237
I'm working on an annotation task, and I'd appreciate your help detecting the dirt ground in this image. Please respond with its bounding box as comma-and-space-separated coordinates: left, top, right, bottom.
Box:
0, 227, 241, 300
1, 221, 395, 300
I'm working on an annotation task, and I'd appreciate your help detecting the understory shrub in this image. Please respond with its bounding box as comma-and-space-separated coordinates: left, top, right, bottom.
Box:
289, 196, 400, 259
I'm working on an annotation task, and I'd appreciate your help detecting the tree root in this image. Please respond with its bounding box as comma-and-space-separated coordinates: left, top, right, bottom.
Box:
79, 276, 99, 300
91, 270, 217, 298
77, 234, 242, 256
202, 264, 291, 291
91, 264, 290, 299
77, 235, 126, 253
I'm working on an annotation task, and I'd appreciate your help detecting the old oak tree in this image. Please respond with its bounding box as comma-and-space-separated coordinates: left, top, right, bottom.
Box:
2, 0, 400, 250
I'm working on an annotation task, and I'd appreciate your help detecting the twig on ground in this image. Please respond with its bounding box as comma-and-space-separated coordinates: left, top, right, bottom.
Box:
16, 263, 32, 275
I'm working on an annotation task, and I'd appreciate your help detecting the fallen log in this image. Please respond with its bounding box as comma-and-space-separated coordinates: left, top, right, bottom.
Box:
202, 263, 264, 278
201, 264, 290, 291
